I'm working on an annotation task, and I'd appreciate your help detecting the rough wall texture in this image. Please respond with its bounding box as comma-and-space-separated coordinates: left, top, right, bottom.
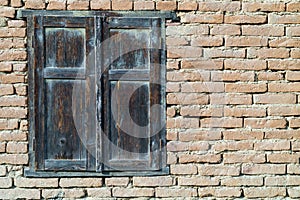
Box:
1, 0, 300, 199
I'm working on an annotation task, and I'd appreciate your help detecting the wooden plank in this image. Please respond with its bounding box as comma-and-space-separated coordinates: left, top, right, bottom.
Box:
45, 160, 86, 171
44, 16, 87, 27
43, 68, 86, 79
108, 18, 152, 28
108, 69, 149, 81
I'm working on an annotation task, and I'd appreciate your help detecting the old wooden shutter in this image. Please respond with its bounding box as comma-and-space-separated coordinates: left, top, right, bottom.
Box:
100, 17, 166, 171
33, 16, 96, 171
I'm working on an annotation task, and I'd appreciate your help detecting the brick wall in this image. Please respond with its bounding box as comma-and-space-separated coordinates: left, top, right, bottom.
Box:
1, 0, 300, 198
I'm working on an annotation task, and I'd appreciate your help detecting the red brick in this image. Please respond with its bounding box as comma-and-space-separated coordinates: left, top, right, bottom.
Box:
167, 93, 208, 105
167, 141, 209, 152
0, 107, 27, 118
204, 49, 245, 58
225, 107, 266, 117
287, 27, 300, 37
225, 59, 266, 70
265, 130, 300, 139
168, 46, 202, 58
166, 36, 189, 46
0, 74, 25, 84
0, 62, 12, 72
243, 2, 285, 12
113, 188, 154, 197
166, 25, 208, 36
225, 15, 267, 24
254, 140, 290, 151
167, 70, 210, 82
178, 2, 197, 11
268, 82, 300, 92
0, 50, 27, 61
244, 118, 287, 129
178, 176, 219, 186
166, 107, 176, 117
0, 119, 18, 130
221, 176, 263, 186
242, 164, 286, 174
191, 36, 223, 47
14, 84, 27, 96
225, 83, 267, 93
269, 14, 300, 24
198, 187, 242, 198
134, 1, 154, 10
269, 38, 300, 47
166, 82, 180, 92
86, 188, 111, 197
156, 1, 176, 11
181, 82, 224, 93
287, 2, 300, 12
210, 24, 241, 35
214, 141, 253, 152
167, 152, 177, 164
0, 96, 27, 106
0, 39, 13, 49
156, 187, 197, 197
180, 106, 223, 117
60, 178, 102, 187
248, 48, 289, 59
268, 60, 300, 70
42, 189, 85, 198
0, 7, 15, 18
6, 142, 27, 153
224, 153, 265, 164
133, 176, 173, 187
0, 142, 5, 152
0, 28, 25, 38
112, 0, 132, 10
287, 71, 300, 81
170, 164, 197, 175
11, 0, 22, 7
25, 0, 45, 9
166, 60, 179, 69
257, 72, 284, 81
198, 2, 240, 12
198, 165, 240, 176
212, 71, 255, 82
0, 154, 28, 164
13, 63, 27, 72
181, 59, 223, 70
0, 189, 40, 199
210, 94, 252, 105
15, 177, 58, 188
223, 130, 264, 140
226, 36, 268, 47
91, 0, 110, 10
268, 106, 300, 116
0, 0, 8, 6
244, 187, 286, 198
179, 129, 221, 141
201, 118, 243, 128
47, 0, 67, 10
254, 93, 296, 104
0, 130, 27, 141
265, 176, 300, 186
167, 117, 199, 128
182, 13, 223, 24
179, 153, 221, 164
291, 49, 300, 58
292, 141, 300, 151
242, 25, 284, 36
67, 0, 89, 10
290, 118, 300, 128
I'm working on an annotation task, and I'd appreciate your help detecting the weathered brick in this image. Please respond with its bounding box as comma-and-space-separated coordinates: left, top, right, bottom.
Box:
133, 176, 173, 187
269, 38, 300, 48
224, 107, 266, 117
0, 0, 8, 6
179, 129, 221, 141
168, 46, 202, 58
166, 82, 180, 92
269, 14, 300, 24
156, 1, 176, 11
25, 0, 46, 9
156, 187, 197, 197
225, 83, 267, 93
214, 141, 253, 152
167, 152, 177, 164
0, 84, 13, 96
113, 188, 154, 197
225, 15, 267, 24
67, 0, 89, 10
178, 176, 219, 186
87, 188, 111, 197
198, 2, 240, 12
0, 50, 27, 61
0, 96, 27, 106
6, 142, 27, 153
0, 189, 40, 199
268, 153, 299, 163
0, 28, 25, 37
268, 106, 300, 116
210, 94, 252, 105
204, 49, 245, 58
182, 13, 223, 24
226, 36, 268, 47
167, 93, 208, 105
0, 130, 27, 141
265, 130, 300, 139
254, 93, 296, 104
257, 72, 283, 81
201, 118, 243, 128
287, 2, 300, 12
167, 36, 189, 46
242, 164, 286, 175
212, 71, 254, 82
42, 189, 85, 198
167, 70, 210, 82
225, 59, 266, 71
0, 177, 11, 188
15, 177, 58, 188
166, 130, 177, 140
286, 71, 300, 81
248, 48, 289, 59
47, 0, 66, 10
269, 82, 300, 92
243, 2, 285, 12
211, 24, 240, 35
166, 60, 179, 69
292, 141, 300, 151
223, 130, 264, 140
191, 36, 223, 47
287, 27, 300, 37
167, 141, 209, 152
254, 140, 290, 151
8, 20, 25, 28
198, 165, 240, 176
0, 6, 15, 18
167, 117, 199, 129
0, 154, 28, 164
245, 118, 287, 129
198, 187, 242, 198
166, 25, 209, 36
0, 74, 25, 84
170, 164, 197, 175
244, 187, 286, 198
14, 84, 27, 96
179, 153, 221, 164
181, 82, 224, 93
242, 25, 284, 36
0, 107, 27, 118
288, 187, 300, 198
181, 59, 223, 70
178, 2, 197, 11
268, 60, 300, 70
112, 0, 133, 10
181, 106, 223, 117
91, 0, 110, 10
0, 142, 5, 152
0, 39, 13, 49
0, 166, 5, 176
134, 1, 154, 10
291, 49, 300, 58
11, 0, 22, 7
265, 176, 300, 186
60, 178, 102, 188
221, 176, 263, 186
288, 164, 300, 174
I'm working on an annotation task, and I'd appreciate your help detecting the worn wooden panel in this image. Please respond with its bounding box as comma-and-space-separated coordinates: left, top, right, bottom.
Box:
45, 28, 86, 68
45, 80, 87, 171
109, 29, 151, 70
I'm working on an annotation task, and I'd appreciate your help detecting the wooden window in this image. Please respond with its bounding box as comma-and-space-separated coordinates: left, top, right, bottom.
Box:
23, 11, 171, 177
